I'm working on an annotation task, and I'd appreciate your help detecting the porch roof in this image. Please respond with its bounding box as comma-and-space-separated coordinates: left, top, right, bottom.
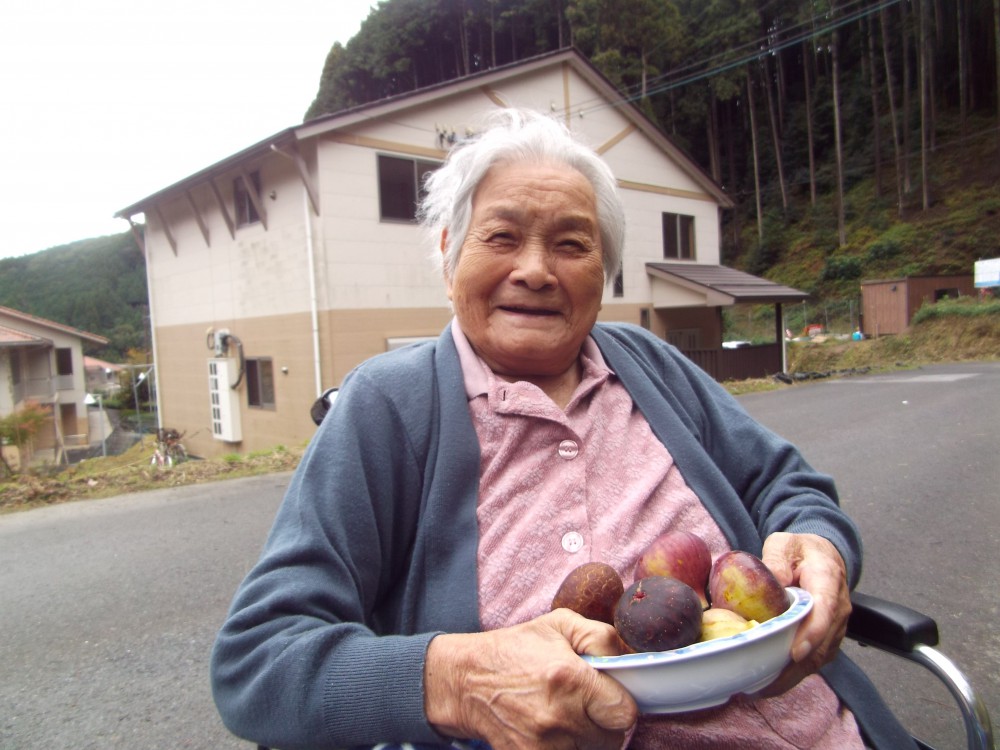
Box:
0, 325, 51, 348
646, 263, 809, 306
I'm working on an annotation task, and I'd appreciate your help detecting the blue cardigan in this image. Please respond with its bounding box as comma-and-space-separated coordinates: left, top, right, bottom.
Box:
210, 322, 915, 750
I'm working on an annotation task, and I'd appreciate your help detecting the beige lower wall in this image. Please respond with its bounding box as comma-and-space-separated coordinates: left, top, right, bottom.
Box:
155, 307, 454, 459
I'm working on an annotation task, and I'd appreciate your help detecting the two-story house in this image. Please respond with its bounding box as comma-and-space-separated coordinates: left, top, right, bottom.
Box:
0, 306, 109, 466
116, 48, 806, 459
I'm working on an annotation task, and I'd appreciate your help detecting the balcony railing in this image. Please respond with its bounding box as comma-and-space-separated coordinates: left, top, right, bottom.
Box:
19, 374, 75, 401
25, 378, 55, 399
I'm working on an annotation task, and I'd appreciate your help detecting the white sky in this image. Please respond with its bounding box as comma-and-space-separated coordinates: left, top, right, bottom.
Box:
0, 0, 377, 259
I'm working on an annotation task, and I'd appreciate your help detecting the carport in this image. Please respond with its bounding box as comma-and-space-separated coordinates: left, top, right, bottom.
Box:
645, 263, 809, 380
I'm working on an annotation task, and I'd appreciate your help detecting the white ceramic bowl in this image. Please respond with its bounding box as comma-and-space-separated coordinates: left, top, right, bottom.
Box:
583, 587, 813, 714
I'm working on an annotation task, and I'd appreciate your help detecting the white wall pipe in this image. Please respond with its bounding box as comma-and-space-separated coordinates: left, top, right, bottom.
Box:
303, 187, 323, 398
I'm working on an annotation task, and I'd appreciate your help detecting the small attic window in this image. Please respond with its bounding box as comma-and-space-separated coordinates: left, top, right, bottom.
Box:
235, 171, 261, 227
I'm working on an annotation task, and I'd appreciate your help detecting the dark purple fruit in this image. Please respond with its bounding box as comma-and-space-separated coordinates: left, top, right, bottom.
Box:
613, 576, 703, 652
551, 562, 624, 625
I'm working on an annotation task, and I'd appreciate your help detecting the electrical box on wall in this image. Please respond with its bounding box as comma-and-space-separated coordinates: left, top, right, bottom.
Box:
208, 358, 242, 442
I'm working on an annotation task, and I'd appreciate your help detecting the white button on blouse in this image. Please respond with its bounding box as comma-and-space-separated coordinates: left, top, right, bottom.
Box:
561, 531, 584, 553
558, 439, 579, 459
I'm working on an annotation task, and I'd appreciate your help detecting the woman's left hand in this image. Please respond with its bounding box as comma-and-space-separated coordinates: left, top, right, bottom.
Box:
754, 531, 852, 696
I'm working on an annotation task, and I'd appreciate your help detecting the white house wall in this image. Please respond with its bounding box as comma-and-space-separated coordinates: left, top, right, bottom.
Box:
314, 138, 449, 312
148, 157, 315, 328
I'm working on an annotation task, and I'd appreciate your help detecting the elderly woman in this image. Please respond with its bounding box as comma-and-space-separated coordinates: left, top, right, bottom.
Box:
211, 110, 914, 750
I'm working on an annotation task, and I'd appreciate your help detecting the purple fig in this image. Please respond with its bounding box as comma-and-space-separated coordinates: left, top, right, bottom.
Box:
635, 530, 712, 608
613, 576, 703, 652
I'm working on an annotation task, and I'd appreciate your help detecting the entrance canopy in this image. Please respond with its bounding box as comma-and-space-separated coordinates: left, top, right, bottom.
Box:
646, 263, 808, 307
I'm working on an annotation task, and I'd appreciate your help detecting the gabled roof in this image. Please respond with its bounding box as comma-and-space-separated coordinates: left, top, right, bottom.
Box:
646, 263, 808, 305
115, 48, 732, 220
0, 306, 109, 346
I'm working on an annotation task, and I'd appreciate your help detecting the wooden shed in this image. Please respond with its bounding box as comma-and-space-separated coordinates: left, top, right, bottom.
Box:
860, 275, 975, 336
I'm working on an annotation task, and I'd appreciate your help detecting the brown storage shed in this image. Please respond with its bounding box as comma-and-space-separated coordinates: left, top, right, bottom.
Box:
860, 275, 974, 336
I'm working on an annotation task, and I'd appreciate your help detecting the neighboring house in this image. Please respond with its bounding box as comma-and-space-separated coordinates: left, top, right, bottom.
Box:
0, 306, 109, 464
860, 274, 975, 336
84, 356, 124, 396
116, 48, 805, 459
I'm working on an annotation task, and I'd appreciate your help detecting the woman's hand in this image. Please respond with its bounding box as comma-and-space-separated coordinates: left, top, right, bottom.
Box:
424, 609, 638, 749
756, 532, 852, 696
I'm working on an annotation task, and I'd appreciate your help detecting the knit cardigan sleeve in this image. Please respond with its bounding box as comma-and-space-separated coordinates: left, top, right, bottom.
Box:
210, 332, 476, 750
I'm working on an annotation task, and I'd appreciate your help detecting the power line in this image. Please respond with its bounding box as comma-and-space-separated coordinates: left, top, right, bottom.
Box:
555, 0, 901, 119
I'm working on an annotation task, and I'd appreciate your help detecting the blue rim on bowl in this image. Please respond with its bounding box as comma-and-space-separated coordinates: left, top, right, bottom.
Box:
582, 587, 814, 713
584, 586, 813, 669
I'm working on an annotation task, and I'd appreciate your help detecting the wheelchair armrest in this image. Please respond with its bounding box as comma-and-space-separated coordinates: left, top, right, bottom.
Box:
847, 592, 995, 750
847, 591, 940, 652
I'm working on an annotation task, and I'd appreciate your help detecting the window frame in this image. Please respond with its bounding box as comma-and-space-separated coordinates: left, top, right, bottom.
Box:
234, 171, 262, 228
662, 212, 696, 260
245, 357, 276, 409
613, 268, 624, 298
377, 154, 439, 222
55, 347, 73, 376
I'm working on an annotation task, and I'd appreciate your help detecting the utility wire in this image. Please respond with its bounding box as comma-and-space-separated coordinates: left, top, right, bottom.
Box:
554, 0, 901, 119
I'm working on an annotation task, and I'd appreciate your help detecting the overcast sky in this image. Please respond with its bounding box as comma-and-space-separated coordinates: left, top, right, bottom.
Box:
0, 0, 376, 260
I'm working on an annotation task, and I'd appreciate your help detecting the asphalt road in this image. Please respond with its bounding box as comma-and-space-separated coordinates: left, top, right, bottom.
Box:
738, 361, 1000, 750
0, 473, 291, 750
1, 361, 997, 750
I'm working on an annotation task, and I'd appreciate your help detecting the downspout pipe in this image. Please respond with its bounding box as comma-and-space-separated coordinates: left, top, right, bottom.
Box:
303, 189, 322, 398
270, 143, 323, 398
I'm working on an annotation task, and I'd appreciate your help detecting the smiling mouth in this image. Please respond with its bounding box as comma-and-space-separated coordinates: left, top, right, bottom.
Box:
499, 305, 558, 317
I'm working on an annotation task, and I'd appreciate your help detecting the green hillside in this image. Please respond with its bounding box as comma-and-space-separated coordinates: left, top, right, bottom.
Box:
0, 232, 147, 361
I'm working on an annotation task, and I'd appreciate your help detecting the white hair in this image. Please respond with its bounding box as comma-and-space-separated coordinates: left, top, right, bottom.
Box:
419, 109, 625, 281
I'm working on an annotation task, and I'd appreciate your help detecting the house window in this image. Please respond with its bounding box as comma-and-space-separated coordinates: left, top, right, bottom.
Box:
56, 347, 73, 376
235, 171, 261, 227
378, 155, 438, 221
246, 357, 275, 408
662, 212, 695, 260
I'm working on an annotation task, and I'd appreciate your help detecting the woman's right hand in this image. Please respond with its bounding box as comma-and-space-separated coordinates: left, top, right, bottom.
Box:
424, 609, 638, 749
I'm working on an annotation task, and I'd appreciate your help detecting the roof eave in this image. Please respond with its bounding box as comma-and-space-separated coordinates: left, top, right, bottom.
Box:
114, 127, 299, 220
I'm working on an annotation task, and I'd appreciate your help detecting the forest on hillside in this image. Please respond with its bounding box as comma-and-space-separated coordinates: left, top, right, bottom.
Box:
0, 233, 148, 360
309, 0, 1000, 293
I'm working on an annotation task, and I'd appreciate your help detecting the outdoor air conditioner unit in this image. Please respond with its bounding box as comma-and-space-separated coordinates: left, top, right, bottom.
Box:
208, 358, 242, 442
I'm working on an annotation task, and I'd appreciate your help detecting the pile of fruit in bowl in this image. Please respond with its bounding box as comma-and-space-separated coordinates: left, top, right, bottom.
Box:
550, 532, 814, 713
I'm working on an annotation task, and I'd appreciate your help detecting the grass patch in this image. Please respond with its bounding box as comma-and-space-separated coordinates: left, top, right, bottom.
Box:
789, 305, 1000, 373
1, 441, 305, 514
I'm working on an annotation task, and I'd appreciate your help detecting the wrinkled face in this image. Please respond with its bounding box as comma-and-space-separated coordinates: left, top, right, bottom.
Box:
444, 161, 605, 381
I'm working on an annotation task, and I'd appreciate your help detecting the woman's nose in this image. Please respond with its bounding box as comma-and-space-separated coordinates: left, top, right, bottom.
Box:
510, 244, 556, 289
